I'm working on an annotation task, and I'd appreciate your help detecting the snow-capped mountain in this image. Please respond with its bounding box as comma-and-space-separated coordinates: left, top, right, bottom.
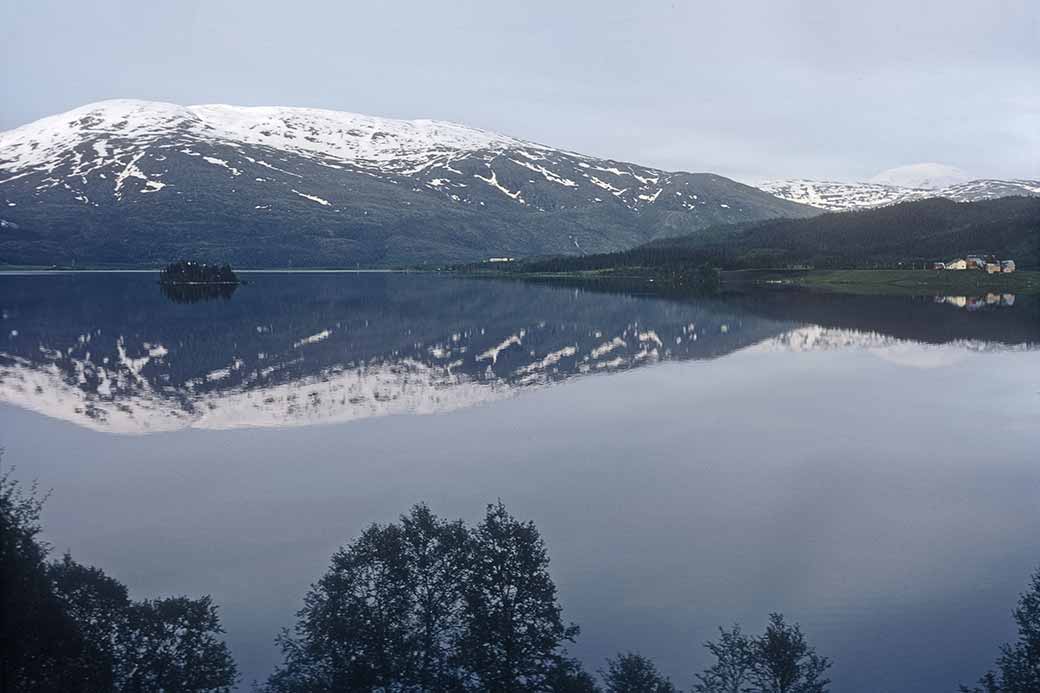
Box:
757, 177, 1040, 212
0, 100, 816, 267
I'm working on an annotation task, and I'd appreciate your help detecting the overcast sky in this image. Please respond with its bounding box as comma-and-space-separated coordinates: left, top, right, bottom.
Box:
2, 0, 1037, 182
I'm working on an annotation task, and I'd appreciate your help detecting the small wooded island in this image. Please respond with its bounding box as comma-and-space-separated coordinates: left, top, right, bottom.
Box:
159, 260, 240, 285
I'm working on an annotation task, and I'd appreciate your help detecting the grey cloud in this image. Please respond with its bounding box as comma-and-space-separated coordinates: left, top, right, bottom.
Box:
1, 0, 1036, 181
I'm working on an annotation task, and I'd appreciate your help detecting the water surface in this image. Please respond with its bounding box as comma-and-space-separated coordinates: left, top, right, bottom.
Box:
1, 272, 1037, 692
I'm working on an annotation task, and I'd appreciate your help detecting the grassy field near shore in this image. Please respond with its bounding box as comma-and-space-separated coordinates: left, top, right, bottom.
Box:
723, 269, 1040, 295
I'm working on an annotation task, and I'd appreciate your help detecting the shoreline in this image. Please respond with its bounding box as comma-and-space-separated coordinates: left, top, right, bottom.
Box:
4, 265, 1038, 296
0, 267, 410, 275
722, 268, 1040, 295
457, 267, 1040, 296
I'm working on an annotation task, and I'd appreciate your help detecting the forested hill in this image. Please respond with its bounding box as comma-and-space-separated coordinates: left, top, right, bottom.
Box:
507, 196, 1040, 272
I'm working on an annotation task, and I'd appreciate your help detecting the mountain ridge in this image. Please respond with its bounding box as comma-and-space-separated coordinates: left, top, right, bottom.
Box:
757, 177, 1040, 211
0, 99, 817, 267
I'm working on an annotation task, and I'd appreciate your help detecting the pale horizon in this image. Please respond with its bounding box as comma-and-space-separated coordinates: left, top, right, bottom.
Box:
2, 0, 1037, 183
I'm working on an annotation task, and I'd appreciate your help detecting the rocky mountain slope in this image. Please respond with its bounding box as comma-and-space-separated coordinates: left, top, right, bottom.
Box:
758, 177, 1040, 212
0, 100, 816, 267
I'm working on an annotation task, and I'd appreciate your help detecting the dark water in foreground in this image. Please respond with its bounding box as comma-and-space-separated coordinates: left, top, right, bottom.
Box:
1, 272, 1038, 692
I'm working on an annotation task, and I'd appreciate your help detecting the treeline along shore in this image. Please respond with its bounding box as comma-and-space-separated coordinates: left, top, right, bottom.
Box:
456, 197, 1040, 295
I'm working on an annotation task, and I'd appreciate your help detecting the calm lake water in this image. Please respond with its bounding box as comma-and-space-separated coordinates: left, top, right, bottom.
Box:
1, 272, 1038, 692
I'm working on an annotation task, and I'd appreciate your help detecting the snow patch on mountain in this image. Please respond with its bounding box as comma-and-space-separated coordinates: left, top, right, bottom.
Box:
291, 190, 331, 206
0, 99, 532, 175
475, 168, 525, 204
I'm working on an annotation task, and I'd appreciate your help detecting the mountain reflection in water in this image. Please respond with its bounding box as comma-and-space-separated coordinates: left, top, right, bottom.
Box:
1, 272, 1037, 434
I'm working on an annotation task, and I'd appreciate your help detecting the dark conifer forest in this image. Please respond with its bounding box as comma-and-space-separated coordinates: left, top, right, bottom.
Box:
488, 197, 1039, 274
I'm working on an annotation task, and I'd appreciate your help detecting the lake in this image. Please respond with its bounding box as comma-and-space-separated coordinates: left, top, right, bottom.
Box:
1, 271, 1038, 692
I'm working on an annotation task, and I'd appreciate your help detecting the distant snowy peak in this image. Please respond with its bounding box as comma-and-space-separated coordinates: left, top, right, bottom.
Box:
758, 161, 1038, 212
868, 163, 971, 190
755, 179, 910, 211
757, 177, 1040, 212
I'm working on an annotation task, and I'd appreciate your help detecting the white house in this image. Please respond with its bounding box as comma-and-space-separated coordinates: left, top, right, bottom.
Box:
945, 259, 968, 270
1002, 260, 1016, 273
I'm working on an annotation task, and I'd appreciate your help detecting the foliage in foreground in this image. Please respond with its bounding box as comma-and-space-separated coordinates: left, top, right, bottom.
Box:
262, 502, 579, 693
692, 617, 830, 693
962, 567, 1040, 693
6, 455, 1038, 693
261, 502, 836, 693
601, 652, 677, 693
0, 464, 238, 693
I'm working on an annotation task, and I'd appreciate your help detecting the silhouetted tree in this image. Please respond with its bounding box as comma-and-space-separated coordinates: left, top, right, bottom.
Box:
458, 501, 579, 693
48, 554, 131, 691
1, 463, 237, 693
267, 502, 578, 693
117, 596, 238, 693
600, 653, 676, 693
546, 658, 601, 693
749, 614, 830, 693
401, 505, 472, 691
693, 625, 755, 693
267, 522, 421, 692
962, 566, 1040, 693
49, 554, 238, 693
265, 504, 470, 693
0, 466, 85, 693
